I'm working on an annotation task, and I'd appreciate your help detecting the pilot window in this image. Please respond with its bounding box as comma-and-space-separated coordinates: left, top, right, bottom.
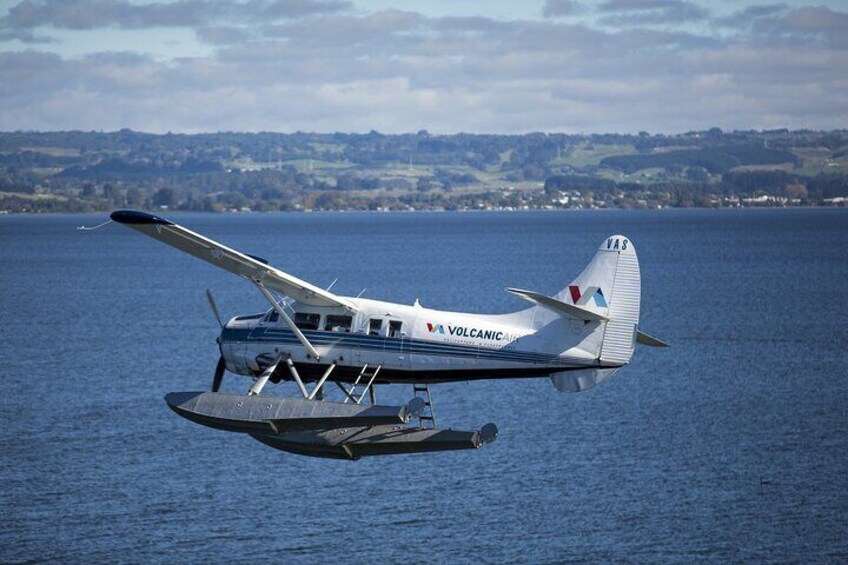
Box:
265, 311, 279, 323
325, 315, 353, 333
369, 318, 383, 335
388, 320, 403, 338
293, 312, 320, 330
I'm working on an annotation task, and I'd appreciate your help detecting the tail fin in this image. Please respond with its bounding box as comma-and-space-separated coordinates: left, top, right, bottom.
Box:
549, 235, 641, 392
559, 234, 640, 365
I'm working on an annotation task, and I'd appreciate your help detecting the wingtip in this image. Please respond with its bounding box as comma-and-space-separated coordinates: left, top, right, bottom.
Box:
110, 209, 173, 226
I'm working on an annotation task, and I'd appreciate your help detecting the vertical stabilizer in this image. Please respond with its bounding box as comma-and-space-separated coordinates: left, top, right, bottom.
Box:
549, 235, 641, 393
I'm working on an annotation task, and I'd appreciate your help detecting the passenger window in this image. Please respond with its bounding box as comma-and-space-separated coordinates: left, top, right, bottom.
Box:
293, 312, 320, 330
325, 315, 353, 333
369, 318, 383, 336
389, 320, 403, 338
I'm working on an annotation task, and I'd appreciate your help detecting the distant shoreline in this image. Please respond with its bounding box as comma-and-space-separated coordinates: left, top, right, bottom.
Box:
2, 205, 843, 217
2, 129, 845, 215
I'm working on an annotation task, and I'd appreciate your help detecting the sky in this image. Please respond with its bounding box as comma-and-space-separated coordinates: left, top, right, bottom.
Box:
0, 0, 846, 134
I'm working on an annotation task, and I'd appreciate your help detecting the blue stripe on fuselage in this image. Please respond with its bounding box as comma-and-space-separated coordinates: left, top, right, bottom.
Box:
220, 327, 569, 365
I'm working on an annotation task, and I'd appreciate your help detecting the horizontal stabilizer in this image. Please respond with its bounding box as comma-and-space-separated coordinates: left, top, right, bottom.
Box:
636, 330, 669, 348
506, 287, 608, 323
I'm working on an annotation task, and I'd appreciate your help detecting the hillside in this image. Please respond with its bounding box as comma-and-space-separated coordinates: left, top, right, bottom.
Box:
1, 128, 846, 212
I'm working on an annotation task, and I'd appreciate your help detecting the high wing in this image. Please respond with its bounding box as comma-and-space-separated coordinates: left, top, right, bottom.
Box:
110, 210, 356, 311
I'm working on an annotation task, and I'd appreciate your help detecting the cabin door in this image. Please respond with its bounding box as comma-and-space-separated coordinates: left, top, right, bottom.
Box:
387, 316, 414, 370
359, 317, 386, 366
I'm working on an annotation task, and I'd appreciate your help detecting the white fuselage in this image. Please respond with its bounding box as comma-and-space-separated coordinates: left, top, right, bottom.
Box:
107, 211, 651, 394
220, 296, 608, 384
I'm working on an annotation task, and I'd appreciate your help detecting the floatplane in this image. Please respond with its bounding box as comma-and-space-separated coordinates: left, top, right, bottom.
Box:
106, 210, 666, 460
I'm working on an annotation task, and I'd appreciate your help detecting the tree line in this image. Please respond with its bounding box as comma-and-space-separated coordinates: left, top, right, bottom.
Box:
1, 128, 846, 212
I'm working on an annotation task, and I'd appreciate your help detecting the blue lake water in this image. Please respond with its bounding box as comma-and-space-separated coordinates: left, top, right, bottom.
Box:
1, 209, 847, 563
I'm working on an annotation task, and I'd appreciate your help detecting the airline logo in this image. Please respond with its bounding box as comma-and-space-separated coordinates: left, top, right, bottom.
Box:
568, 285, 608, 308
426, 322, 519, 342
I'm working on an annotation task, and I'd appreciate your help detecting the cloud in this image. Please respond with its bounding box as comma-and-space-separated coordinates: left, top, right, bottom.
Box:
0, 26, 51, 43
597, 0, 709, 25
541, 0, 583, 18
195, 25, 252, 45
1, 0, 351, 30
727, 6, 848, 49
714, 4, 789, 29
261, 9, 426, 46
261, 0, 349, 19
0, 5, 846, 134
767, 6, 848, 37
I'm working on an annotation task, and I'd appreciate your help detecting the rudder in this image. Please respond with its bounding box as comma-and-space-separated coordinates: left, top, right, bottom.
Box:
597, 235, 640, 365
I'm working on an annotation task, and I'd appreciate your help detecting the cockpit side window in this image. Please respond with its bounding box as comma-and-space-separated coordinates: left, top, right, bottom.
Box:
293, 312, 320, 330
368, 318, 383, 336
265, 310, 279, 323
325, 315, 353, 333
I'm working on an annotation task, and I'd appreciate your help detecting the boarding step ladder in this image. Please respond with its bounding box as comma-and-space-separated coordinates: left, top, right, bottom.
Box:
413, 384, 437, 428
343, 364, 381, 404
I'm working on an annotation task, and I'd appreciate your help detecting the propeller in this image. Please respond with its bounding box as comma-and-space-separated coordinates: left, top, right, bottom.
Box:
207, 289, 226, 392
212, 355, 226, 393
206, 288, 223, 327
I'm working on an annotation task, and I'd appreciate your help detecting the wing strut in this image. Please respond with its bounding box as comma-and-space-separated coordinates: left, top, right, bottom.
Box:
255, 283, 321, 361
248, 354, 282, 396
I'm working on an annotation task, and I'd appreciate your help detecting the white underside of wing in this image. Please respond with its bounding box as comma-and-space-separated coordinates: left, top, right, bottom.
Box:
114, 212, 355, 310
